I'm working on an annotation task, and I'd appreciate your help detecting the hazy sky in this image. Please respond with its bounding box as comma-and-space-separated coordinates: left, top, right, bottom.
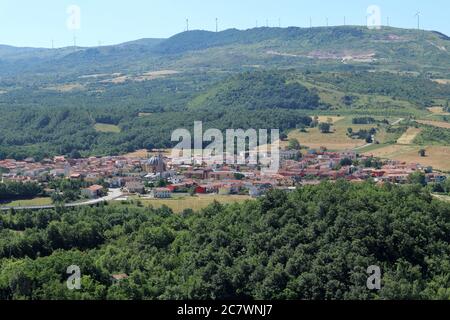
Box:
0, 0, 449, 48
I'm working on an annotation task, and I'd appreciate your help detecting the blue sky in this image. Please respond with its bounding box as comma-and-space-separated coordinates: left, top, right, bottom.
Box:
0, 0, 449, 48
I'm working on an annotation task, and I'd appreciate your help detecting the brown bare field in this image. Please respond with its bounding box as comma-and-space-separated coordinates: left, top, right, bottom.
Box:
101, 70, 179, 84
416, 120, 450, 129
316, 116, 345, 124
123, 149, 171, 158
288, 127, 366, 151
286, 117, 376, 151
138, 112, 153, 117
397, 127, 422, 145
45, 83, 85, 92
137, 70, 179, 81
101, 75, 129, 84
427, 106, 450, 115
123, 149, 150, 158
432, 79, 450, 85
364, 145, 450, 171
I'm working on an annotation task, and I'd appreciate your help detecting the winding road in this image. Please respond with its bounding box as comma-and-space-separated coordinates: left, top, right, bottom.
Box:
0, 188, 123, 211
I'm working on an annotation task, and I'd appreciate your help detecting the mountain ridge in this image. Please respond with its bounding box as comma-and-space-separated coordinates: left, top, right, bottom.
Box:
1, 26, 450, 79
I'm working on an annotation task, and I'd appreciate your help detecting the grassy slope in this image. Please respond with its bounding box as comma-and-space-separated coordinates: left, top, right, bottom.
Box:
94, 123, 122, 133
112, 195, 252, 213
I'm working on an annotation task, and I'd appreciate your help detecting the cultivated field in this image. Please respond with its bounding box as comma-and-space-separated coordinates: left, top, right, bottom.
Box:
427, 106, 450, 115
316, 116, 345, 124
123, 149, 171, 158
44, 83, 85, 92
287, 117, 374, 151
364, 145, 450, 171
0, 197, 52, 207
101, 70, 179, 84
116, 195, 252, 213
397, 127, 422, 145
432, 79, 450, 85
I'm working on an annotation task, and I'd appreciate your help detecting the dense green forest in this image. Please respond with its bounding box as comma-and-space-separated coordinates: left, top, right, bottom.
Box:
0, 182, 43, 202
189, 71, 322, 111
1, 181, 450, 300
0, 71, 315, 159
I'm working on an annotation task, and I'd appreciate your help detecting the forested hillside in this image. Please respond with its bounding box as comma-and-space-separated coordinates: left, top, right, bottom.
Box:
0, 71, 314, 159
0, 182, 450, 300
310, 71, 450, 107
189, 72, 322, 111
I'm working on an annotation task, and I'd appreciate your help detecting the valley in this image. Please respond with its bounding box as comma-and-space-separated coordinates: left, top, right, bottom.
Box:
1, 24, 450, 301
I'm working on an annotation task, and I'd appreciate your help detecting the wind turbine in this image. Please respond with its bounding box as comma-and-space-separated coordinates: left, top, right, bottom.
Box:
215, 18, 218, 32
415, 12, 421, 30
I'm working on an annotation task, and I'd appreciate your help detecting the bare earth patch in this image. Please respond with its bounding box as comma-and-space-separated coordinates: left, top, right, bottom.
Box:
101, 70, 179, 84
266, 50, 376, 63
427, 106, 450, 115
397, 127, 422, 145
432, 79, 450, 85
44, 83, 85, 92
123, 149, 171, 158
138, 112, 153, 117
123, 149, 150, 158
316, 116, 345, 124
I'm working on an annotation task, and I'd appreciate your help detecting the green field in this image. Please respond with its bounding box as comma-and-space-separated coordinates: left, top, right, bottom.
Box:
113, 195, 252, 213
1, 197, 53, 207
94, 123, 121, 133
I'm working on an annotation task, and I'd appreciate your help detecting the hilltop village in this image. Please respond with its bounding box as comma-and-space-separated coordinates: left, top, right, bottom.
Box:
0, 147, 447, 203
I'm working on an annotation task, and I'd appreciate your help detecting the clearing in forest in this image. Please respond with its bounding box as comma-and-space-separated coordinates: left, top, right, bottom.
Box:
397, 127, 422, 145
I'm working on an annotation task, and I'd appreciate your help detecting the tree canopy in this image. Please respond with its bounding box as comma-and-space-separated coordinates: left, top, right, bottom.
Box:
1, 181, 450, 300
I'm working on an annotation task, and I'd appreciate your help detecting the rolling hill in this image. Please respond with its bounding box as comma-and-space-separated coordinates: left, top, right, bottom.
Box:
1, 26, 450, 80
0, 26, 450, 160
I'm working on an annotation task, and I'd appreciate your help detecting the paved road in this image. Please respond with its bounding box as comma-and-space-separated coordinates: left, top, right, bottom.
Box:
0, 188, 123, 211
